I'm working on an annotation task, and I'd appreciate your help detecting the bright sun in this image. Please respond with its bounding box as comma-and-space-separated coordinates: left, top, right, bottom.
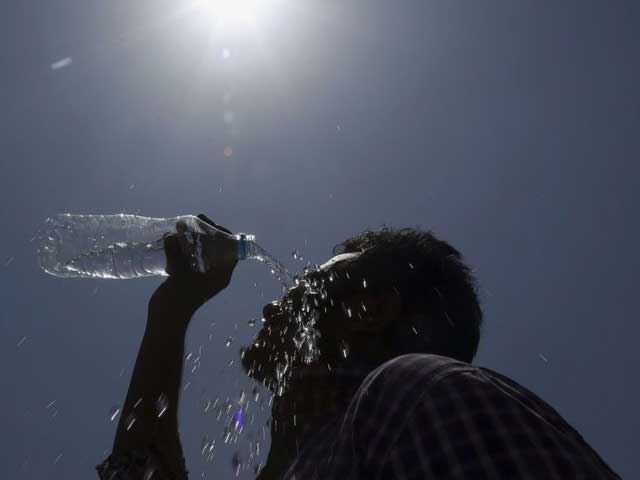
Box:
199, 0, 269, 28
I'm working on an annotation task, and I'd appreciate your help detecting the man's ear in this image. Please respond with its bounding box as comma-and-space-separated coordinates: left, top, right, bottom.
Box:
346, 292, 403, 334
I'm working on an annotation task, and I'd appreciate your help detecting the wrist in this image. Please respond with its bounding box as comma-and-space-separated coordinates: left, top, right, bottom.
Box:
149, 278, 200, 326
150, 273, 226, 321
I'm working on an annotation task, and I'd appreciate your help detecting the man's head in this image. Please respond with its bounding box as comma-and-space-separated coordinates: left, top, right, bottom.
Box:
242, 228, 482, 392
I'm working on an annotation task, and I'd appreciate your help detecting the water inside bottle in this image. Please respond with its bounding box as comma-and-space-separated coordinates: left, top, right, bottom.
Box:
61, 240, 166, 279
44, 231, 294, 284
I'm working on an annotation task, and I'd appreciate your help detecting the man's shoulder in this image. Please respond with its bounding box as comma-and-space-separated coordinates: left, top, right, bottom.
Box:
346, 354, 477, 422
341, 355, 483, 467
359, 353, 477, 393
354, 354, 540, 410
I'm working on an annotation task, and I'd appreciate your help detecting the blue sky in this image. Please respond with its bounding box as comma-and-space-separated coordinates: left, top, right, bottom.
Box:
1, 1, 638, 477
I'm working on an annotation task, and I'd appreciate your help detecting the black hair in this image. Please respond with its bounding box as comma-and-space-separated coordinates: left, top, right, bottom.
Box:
334, 228, 483, 363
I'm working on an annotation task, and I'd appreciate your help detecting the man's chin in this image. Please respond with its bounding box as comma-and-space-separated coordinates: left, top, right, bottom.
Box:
241, 344, 276, 386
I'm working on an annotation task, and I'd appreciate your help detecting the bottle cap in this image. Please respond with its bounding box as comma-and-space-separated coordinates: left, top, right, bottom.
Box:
237, 233, 256, 260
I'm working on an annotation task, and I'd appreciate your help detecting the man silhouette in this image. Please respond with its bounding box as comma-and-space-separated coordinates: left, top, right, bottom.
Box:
98, 218, 619, 479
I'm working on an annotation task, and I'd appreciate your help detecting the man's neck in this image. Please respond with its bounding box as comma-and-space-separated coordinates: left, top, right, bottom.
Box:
257, 362, 372, 480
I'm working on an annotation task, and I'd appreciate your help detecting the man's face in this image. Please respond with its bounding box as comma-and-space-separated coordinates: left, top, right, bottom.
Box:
241, 253, 362, 391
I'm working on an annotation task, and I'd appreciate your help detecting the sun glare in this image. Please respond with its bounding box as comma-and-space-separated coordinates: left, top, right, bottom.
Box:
198, 0, 270, 28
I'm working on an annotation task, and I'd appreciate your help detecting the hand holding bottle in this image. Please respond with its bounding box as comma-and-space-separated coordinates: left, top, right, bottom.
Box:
154, 214, 239, 316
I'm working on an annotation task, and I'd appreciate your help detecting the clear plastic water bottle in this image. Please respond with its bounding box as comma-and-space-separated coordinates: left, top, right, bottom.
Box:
37, 214, 257, 279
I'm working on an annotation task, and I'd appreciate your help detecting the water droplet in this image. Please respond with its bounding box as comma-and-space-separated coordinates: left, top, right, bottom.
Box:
233, 408, 245, 431
248, 318, 256, 327
156, 393, 169, 418
362, 278, 367, 288
125, 413, 136, 430
232, 452, 242, 476
16, 336, 27, 348
339, 340, 350, 359
201, 435, 211, 455
51, 57, 72, 70
109, 406, 120, 422
4, 256, 14, 267
225, 337, 234, 347
444, 312, 454, 327
538, 354, 549, 363
53, 453, 63, 465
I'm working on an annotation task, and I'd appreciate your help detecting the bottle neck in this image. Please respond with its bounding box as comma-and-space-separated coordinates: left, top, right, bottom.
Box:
236, 234, 256, 260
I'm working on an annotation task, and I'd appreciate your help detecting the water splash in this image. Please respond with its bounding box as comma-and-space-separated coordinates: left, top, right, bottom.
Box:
253, 264, 344, 397
339, 340, 350, 359
248, 243, 293, 288
156, 393, 169, 418
109, 406, 120, 422
125, 413, 136, 431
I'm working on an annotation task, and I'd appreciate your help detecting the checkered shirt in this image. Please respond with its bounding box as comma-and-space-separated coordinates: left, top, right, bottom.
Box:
282, 353, 620, 479
98, 353, 619, 479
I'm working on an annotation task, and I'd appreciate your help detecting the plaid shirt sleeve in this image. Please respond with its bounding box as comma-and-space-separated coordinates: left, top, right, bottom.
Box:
348, 354, 620, 480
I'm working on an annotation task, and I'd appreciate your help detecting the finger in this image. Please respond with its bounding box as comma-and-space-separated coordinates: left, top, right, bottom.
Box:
164, 234, 189, 275
176, 220, 189, 235
197, 214, 233, 235
196, 213, 215, 226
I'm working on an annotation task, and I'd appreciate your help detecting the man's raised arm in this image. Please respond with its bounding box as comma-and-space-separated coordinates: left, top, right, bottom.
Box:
98, 220, 238, 479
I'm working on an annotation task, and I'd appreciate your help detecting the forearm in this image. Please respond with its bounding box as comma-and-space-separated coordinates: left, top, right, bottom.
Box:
103, 217, 238, 479
112, 280, 195, 473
